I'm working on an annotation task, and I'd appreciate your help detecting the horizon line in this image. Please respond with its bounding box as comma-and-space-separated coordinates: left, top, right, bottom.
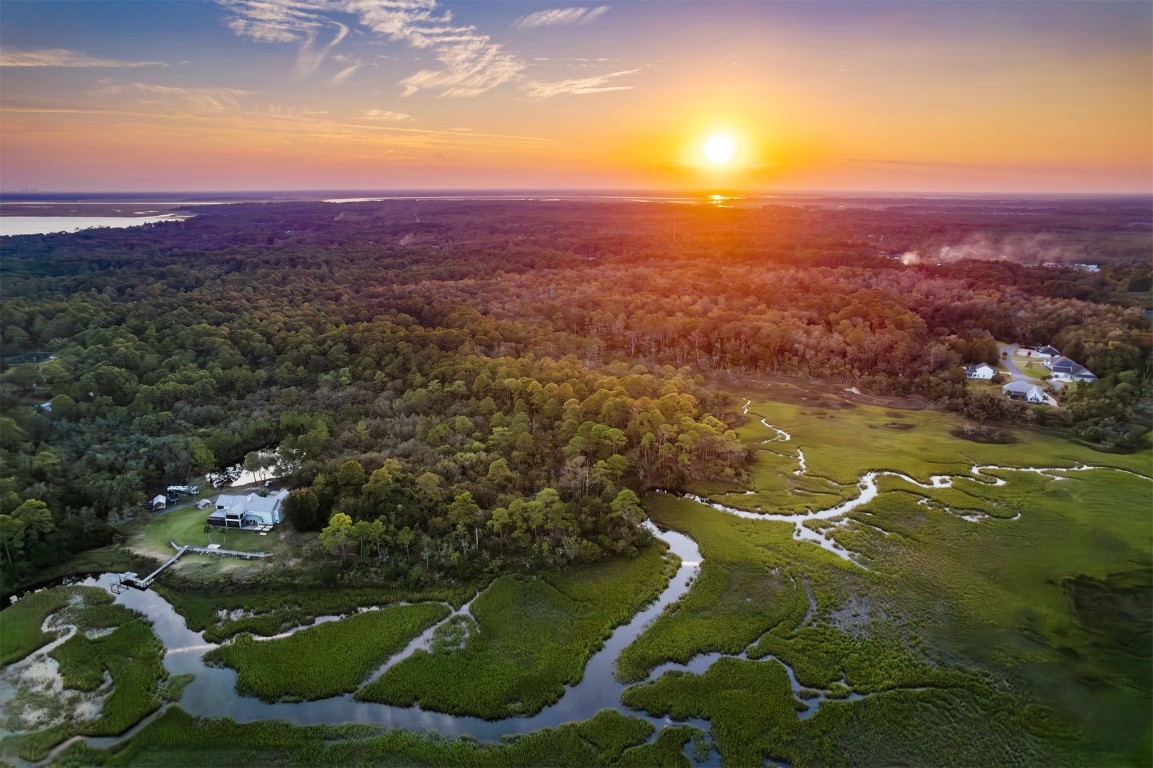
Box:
3, 187, 1151, 200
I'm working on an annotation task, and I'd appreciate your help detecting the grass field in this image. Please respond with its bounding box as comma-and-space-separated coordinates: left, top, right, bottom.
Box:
1013, 355, 1053, 380
130, 505, 275, 560
205, 603, 450, 701
357, 545, 672, 718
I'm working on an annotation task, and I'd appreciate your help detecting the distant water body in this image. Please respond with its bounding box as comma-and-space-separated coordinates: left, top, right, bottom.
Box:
0, 214, 190, 237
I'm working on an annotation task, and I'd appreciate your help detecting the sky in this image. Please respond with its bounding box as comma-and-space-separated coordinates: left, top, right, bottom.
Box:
0, 0, 1150, 194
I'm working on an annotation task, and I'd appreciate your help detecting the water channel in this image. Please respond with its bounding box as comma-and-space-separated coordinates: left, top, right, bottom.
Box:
6, 417, 1149, 763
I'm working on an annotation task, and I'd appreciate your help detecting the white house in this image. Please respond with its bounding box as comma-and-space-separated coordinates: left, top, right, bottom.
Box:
1002, 381, 1048, 404
1046, 356, 1097, 383
1035, 345, 1060, 360
207, 489, 289, 528
964, 363, 996, 380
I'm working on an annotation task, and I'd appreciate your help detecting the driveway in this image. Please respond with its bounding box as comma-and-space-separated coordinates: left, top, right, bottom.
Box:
1000, 343, 1025, 379
999, 343, 1060, 406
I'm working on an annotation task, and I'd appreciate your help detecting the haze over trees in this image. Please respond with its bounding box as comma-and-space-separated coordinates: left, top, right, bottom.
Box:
1, 197, 1149, 591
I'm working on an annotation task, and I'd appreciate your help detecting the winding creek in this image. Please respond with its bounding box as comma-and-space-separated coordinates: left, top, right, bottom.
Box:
5, 404, 1151, 763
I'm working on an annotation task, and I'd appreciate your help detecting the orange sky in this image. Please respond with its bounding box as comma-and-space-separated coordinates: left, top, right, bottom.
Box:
1, 1, 1150, 193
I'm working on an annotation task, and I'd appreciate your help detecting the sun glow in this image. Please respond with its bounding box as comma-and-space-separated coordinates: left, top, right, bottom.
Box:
702, 132, 737, 165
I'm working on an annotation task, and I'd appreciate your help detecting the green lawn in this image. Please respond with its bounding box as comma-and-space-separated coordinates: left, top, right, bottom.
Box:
1013, 356, 1053, 380
131, 504, 275, 560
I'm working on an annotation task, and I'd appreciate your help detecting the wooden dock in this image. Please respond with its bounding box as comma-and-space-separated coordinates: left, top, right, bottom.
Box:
180, 543, 270, 560
113, 541, 270, 592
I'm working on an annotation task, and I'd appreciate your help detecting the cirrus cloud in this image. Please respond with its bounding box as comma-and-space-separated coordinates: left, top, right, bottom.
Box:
363, 108, 412, 120
0, 47, 167, 68
513, 6, 609, 30
524, 67, 638, 99
218, 0, 634, 100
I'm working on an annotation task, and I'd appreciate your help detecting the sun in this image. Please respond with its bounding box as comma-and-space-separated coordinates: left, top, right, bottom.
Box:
702, 132, 737, 165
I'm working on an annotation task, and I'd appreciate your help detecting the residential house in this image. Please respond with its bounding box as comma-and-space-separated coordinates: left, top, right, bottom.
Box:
207, 489, 289, 528
1034, 345, 1060, 359
1046, 356, 1097, 383
1002, 381, 1048, 404
964, 363, 996, 380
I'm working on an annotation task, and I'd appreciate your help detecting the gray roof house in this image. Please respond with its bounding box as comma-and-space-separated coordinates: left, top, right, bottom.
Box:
1046, 356, 1096, 383
1002, 381, 1048, 404
1035, 345, 1060, 358
207, 489, 289, 528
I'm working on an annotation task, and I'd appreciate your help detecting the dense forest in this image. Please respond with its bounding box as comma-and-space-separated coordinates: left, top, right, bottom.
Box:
1, 197, 1150, 593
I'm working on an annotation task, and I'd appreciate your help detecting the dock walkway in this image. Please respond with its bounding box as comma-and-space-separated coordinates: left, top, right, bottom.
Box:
114, 541, 271, 592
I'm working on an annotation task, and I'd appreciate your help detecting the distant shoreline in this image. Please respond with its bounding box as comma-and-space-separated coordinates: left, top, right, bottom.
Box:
3, 189, 1150, 206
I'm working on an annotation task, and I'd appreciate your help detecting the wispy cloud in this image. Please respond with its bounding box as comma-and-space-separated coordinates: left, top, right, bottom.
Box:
524, 68, 637, 99
0, 48, 167, 68
363, 108, 411, 120
218, 0, 525, 97
330, 62, 361, 84
219, 0, 630, 99
220, 0, 328, 42
2, 92, 552, 157
296, 22, 349, 75
344, 0, 525, 98
92, 83, 253, 112
513, 6, 609, 30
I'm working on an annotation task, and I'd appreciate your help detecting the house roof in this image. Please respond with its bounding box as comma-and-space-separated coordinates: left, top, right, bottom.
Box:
1002, 381, 1034, 395
1050, 356, 1095, 377
964, 363, 994, 373
1037, 345, 1060, 355
151, 494, 167, 505
214, 489, 288, 516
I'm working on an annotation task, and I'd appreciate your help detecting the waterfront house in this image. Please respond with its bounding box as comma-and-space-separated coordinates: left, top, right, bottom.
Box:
207, 489, 289, 528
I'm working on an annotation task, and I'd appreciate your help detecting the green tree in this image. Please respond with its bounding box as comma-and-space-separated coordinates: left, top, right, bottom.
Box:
320, 512, 353, 561
284, 488, 322, 531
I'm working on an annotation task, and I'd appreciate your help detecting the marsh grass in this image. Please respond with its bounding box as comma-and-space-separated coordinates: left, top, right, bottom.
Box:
57, 705, 671, 767
77, 620, 166, 736
204, 602, 450, 701
622, 657, 801, 766
3, 722, 73, 762
627, 390, 1151, 765
0, 587, 91, 665
156, 583, 470, 643
357, 546, 670, 718
3, 593, 168, 761
617, 493, 827, 683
